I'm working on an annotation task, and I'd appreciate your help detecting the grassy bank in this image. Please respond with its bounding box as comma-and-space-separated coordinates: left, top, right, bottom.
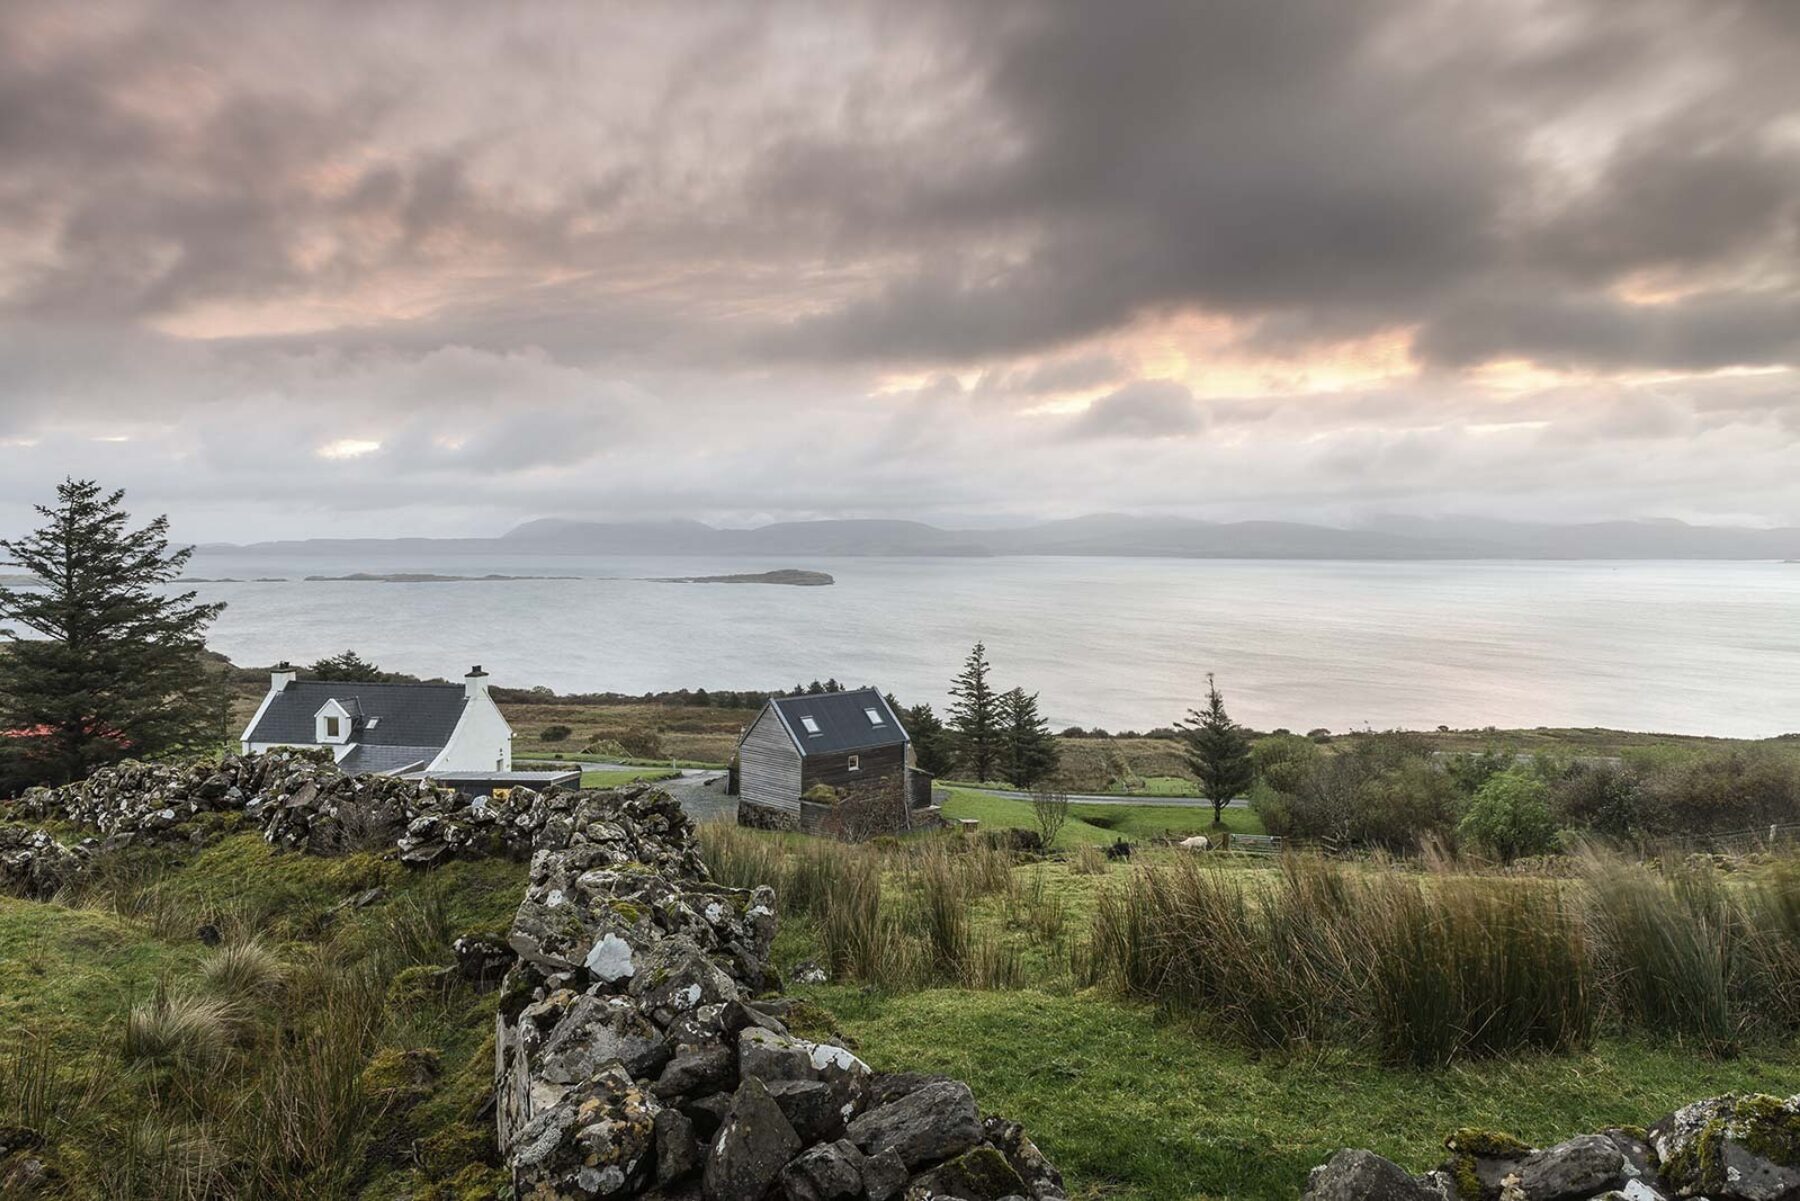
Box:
0, 832, 526, 1199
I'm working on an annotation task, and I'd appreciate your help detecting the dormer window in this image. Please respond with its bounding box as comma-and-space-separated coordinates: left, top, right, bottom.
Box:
799, 716, 821, 735
314, 699, 353, 745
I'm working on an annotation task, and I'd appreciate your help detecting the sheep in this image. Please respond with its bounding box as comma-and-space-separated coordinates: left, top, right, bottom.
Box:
1179, 834, 1212, 852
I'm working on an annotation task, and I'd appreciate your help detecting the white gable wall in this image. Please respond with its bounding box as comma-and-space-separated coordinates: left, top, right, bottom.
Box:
428, 688, 513, 772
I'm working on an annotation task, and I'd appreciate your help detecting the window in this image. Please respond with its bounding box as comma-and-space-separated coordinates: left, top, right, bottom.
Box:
324, 716, 340, 738
864, 707, 884, 726
848, 754, 860, 772
799, 715, 821, 735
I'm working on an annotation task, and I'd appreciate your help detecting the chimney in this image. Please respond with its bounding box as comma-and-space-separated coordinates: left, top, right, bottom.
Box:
271, 661, 298, 692
465, 664, 490, 699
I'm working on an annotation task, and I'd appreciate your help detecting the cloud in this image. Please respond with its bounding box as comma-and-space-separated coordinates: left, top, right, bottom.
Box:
1067, 380, 1203, 440
1, 0, 1799, 537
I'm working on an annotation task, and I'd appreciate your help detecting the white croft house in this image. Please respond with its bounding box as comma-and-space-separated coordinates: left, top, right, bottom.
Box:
240, 663, 513, 776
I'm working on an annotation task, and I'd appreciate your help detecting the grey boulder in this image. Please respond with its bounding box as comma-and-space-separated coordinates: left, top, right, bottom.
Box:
846, 1079, 983, 1170
703, 1076, 802, 1201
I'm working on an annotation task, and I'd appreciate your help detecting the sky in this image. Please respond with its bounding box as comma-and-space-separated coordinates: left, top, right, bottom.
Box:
2, 0, 1798, 542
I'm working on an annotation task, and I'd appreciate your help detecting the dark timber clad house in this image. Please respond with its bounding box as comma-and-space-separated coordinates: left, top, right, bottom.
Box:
736, 687, 931, 837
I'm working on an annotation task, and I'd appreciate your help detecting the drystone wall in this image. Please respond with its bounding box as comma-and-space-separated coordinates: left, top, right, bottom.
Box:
1304, 1093, 1800, 1201
2, 751, 1066, 1201
493, 785, 1065, 1201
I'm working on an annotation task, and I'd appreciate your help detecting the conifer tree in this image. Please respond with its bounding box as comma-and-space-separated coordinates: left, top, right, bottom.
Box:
0, 480, 226, 788
902, 701, 956, 777
998, 686, 1060, 789
947, 641, 1000, 782
1178, 673, 1255, 825
308, 649, 386, 681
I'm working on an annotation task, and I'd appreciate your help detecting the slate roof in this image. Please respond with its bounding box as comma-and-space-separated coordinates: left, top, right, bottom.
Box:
769, 688, 909, 756
245, 680, 467, 750
339, 744, 438, 775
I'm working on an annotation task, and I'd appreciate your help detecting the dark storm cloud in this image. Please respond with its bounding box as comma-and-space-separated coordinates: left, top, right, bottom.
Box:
762, 0, 1800, 369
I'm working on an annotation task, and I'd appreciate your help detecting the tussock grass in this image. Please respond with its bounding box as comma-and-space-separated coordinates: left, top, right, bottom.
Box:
198, 937, 286, 1002
124, 989, 240, 1074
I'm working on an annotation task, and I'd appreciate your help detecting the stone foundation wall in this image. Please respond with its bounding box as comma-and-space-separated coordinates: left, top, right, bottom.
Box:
736, 799, 803, 833
1304, 1093, 1800, 1201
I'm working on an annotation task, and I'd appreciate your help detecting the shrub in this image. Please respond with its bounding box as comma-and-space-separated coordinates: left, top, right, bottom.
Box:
1648, 752, 1800, 835
1459, 769, 1558, 863
1552, 762, 1661, 840
1030, 788, 1070, 849
539, 724, 572, 743
615, 728, 664, 759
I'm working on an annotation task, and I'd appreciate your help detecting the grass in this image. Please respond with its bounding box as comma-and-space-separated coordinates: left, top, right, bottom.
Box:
797, 985, 1800, 1201
700, 823, 1800, 1198
0, 831, 527, 1199
939, 788, 1265, 846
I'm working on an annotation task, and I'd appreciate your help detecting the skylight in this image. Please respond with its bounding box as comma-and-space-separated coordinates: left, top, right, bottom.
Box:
800, 716, 821, 735
864, 707, 884, 725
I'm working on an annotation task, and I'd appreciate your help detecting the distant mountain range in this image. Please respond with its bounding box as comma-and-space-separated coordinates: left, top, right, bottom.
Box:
196, 514, 1800, 560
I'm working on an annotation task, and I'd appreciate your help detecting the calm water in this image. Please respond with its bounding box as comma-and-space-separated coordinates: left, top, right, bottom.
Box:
182, 552, 1800, 737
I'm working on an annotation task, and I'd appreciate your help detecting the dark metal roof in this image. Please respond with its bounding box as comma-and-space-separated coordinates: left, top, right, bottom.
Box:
339, 744, 437, 775
246, 680, 467, 749
770, 688, 909, 756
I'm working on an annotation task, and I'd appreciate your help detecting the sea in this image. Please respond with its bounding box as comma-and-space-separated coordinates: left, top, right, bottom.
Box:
178, 551, 1800, 738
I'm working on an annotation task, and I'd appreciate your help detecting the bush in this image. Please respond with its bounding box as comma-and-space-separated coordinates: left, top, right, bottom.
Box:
1459, 769, 1558, 863
538, 724, 572, 743
1648, 751, 1799, 835
1552, 762, 1661, 840
615, 728, 664, 759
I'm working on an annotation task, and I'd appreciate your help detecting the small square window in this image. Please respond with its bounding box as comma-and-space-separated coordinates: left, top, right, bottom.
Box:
848, 754, 860, 771
799, 716, 821, 735
864, 707, 884, 725
324, 716, 340, 738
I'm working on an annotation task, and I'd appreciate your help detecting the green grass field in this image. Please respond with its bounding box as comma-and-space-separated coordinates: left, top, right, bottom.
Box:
796, 985, 1800, 1201
939, 788, 1265, 846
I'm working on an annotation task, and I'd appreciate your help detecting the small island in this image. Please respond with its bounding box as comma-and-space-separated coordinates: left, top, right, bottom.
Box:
649, 568, 835, 586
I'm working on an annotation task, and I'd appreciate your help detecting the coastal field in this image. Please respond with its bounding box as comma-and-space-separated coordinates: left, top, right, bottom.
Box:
224, 679, 1800, 792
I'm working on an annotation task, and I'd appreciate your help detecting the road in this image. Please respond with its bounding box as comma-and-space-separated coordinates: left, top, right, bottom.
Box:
578, 760, 720, 778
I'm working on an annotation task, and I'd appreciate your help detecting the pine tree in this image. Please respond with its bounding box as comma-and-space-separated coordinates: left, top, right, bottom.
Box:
308, 649, 385, 681
1178, 673, 1256, 825
903, 701, 956, 777
947, 642, 1000, 782
0, 480, 227, 788
998, 686, 1060, 789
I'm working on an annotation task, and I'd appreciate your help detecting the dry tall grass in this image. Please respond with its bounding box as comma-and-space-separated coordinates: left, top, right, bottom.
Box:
1086, 849, 1800, 1063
